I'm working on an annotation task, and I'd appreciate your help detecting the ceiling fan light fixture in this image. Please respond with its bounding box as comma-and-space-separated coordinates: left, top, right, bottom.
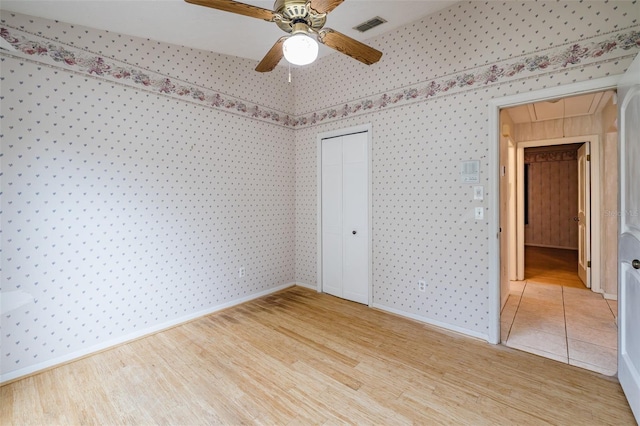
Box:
283, 33, 318, 66
185, 0, 383, 72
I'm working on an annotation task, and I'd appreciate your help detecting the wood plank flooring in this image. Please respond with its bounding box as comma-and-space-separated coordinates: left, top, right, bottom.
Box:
525, 246, 585, 288
1, 286, 635, 425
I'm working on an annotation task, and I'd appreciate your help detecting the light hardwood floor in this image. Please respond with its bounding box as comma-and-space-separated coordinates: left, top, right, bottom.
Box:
1, 286, 635, 425
524, 246, 585, 288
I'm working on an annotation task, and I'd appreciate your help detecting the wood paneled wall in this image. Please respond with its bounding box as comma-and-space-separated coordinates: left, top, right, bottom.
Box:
524, 146, 579, 249
514, 115, 601, 142
499, 110, 516, 305
601, 99, 619, 298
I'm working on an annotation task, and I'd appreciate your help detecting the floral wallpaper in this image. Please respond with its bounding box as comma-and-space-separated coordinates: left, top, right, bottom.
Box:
525, 153, 579, 250
1, 12, 296, 382
2, 26, 638, 128
293, 0, 639, 337
1, 1, 639, 381
293, 29, 639, 127
0, 26, 295, 127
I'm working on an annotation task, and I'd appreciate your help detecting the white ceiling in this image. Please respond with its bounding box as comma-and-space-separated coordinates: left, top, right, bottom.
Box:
505, 91, 615, 124
1, 0, 458, 65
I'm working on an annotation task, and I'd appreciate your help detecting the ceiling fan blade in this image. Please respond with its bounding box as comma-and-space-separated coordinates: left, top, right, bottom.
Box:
317, 29, 382, 65
185, 0, 275, 21
309, 0, 344, 15
255, 37, 287, 72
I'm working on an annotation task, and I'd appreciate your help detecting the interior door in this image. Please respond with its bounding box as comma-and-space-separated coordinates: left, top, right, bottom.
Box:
321, 132, 369, 305
321, 137, 344, 299
618, 54, 640, 422
577, 143, 591, 288
341, 132, 369, 304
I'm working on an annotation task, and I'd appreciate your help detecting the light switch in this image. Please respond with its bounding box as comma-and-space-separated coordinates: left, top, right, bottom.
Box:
475, 207, 484, 220
473, 185, 484, 200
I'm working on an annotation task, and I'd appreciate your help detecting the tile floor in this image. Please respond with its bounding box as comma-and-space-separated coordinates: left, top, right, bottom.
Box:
501, 280, 618, 375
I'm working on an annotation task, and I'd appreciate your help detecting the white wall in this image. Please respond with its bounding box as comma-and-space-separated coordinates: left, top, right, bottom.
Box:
293, 1, 639, 337
0, 12, 296, 381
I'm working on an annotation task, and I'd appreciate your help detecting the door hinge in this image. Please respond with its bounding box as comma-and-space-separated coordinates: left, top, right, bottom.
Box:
587, 261, 591, 268
586, 154, 591, 161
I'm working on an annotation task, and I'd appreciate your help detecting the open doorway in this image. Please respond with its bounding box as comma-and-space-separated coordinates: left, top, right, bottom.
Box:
516, 137, 599, 290
498, 90, 620, 375
522, 142, 584, 286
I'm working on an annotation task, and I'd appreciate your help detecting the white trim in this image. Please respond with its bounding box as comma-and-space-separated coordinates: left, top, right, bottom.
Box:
316, 124, 373, 306
0, 282, 295, 384
487, 75, 619, 345
488, 103, 501, 343
603, 293, 618, 301
368, 126, 374, 306
294, 281, 318, 290
516, 147, 525, 280
372, 303, 488, 341
316, 134, 323, 293
508, 143, 517, 281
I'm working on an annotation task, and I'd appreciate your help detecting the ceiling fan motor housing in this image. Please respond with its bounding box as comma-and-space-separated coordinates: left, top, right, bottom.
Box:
274, 0, 326, 33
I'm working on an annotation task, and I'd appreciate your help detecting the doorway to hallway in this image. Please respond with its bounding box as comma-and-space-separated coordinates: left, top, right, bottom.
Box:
497, 90, 619, 373
502, 247, 618, 375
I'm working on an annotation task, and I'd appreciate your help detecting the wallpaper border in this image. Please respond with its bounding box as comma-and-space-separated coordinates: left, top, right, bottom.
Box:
1, 26, 638, 129
293, 28, 639, 127
0, 26, 296, 128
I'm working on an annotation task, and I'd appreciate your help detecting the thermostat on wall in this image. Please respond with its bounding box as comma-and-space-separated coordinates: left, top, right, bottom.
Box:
461, 160, 480, 183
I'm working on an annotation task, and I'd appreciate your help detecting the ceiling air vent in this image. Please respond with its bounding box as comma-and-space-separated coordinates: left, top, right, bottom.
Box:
354, 16, 387, 33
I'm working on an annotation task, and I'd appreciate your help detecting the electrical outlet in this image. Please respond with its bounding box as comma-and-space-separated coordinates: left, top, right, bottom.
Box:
239, 267, 245, 278
418, 280, 426, 292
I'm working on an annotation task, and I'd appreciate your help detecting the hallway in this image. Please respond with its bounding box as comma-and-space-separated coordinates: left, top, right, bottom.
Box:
501, 247, 618, 375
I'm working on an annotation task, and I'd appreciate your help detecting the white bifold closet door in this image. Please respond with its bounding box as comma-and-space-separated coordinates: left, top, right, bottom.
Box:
321, 132, 369, 305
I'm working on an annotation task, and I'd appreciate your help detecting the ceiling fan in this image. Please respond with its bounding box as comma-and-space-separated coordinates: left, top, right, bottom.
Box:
184, 0, 383, 72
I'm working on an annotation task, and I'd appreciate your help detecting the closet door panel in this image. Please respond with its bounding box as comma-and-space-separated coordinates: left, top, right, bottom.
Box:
322, 138, 343, 297
342, 133, 369, 304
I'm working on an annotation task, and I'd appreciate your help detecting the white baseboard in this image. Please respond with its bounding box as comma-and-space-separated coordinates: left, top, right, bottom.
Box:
603, 293, 618, 301
0, 282, 295, 385
371, 303, 488, 342
294, 281, 318, 290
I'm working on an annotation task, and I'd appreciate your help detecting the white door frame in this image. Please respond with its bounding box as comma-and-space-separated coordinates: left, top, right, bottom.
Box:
317, 123, 373, 306
515, 135, 601, 294
508, 140, 517, 282
488, 76, 619, 344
